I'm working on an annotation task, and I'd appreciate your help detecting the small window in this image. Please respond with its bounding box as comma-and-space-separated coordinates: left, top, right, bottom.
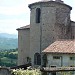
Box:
70, 57, 74, 60
53, 56, 60, 59
36, 8, 41, 23
51, 66, 56, 67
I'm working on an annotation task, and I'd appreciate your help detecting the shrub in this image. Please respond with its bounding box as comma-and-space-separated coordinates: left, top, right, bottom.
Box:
11, 68, 42, 75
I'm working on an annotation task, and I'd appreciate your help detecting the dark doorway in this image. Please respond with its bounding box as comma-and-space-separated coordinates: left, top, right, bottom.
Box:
51, 66, 56, 75
34, 53, 41, 65
51, 72, 56, 75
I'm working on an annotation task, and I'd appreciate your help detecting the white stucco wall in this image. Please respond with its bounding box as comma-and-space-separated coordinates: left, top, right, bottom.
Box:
47, 54, 75, 67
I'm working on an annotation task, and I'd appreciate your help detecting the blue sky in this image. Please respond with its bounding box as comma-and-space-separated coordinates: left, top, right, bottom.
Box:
0, 0, 75, 34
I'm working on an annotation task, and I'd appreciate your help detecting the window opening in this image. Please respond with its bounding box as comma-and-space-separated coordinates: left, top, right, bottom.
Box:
36, 8, 41, 23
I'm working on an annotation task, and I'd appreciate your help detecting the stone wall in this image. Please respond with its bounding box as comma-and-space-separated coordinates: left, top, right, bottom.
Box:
0, 68, 11, 75
41, 6, 56, 50
71, 21, 75, 39
30, 4, 42, 65
55, 4, 71, 39
18, 29, 30, 65
29, 1, 72, 65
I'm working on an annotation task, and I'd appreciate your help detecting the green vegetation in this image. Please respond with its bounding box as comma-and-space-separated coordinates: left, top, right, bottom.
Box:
12, 69, 42, 75
0, 38, 18, 50
58, 72, 74, 75
11, 69, 75, 75
0, 48, 18, 67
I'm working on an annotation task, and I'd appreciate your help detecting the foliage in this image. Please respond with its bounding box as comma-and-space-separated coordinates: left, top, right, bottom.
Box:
0, 48, 18, 67
12, 69, 42, 75
11, 68, 75, 75
58, 71, 74, 75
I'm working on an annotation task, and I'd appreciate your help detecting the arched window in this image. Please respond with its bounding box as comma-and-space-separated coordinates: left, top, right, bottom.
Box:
34, 53, 41, 65
36, 8, 41, 23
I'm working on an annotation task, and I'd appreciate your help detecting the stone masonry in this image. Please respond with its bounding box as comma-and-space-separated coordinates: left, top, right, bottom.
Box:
17, 0, 75, 66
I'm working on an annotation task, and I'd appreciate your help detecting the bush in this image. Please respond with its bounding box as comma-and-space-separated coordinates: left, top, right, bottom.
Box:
11, 69, 42, 75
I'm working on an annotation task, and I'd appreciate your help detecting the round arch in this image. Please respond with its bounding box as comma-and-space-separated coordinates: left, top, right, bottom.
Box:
34, 53, 41, 65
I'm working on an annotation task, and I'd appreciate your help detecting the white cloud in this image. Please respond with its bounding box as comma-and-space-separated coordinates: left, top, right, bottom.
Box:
0, 4, 30, 15
0, 0, 33, 15
0, 0, 26, 7
0, 19, 29, 28
0, 19, 29, 34
0, 28, 18, 34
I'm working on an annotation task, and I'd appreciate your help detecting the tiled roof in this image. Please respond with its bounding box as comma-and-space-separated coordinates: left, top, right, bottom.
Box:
17, 25, 30, 30
43, 40, 75, 54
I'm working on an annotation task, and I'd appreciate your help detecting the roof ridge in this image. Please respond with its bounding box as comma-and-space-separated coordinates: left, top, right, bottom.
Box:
17, 25, 30, 30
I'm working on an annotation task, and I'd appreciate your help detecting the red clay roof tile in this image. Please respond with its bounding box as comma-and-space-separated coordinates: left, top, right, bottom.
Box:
43, 40, 75, 54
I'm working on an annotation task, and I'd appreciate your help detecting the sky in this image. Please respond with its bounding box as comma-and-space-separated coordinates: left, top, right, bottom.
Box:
0, 0, 75, 34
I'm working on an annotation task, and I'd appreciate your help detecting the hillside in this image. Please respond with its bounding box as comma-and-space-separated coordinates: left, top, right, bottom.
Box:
0, 33, 18, 38
0, 49, 18, 67
0, 33, 18, 50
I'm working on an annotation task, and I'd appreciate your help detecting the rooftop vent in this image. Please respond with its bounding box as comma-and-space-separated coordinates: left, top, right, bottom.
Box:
55, 0, 64, 3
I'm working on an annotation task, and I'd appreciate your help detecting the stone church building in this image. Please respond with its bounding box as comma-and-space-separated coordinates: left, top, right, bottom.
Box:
17, 0, 75, 67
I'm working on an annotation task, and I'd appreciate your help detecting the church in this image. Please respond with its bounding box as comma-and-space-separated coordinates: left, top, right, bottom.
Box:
17, 0, 75, 68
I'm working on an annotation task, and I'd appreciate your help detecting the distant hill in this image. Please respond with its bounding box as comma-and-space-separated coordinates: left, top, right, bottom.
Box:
0, 33, 18, 50
0, 33, 18, 38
